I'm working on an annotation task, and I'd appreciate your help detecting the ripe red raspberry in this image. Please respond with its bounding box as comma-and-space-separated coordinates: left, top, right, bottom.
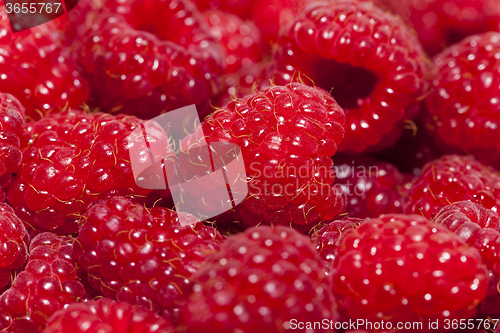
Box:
0, 8, 89, 119
434, 201, 500, 316
188, 82, 347, 230
425, 32, 500, 168
80, 0, 225, 119
0, 93, 25, 201
7, 109, 169, 236
74, 196, 225, 323
273, 0, 428, 153
192, 0, 253, 20
374, 0, 500, 56
333, 155, 408, 218
182, 225, 337, 332
203, 10, 267, 74
0, 232, 85, 332
42, 298, 175, 333
310, 217, 363, 272
402, 155, 500, 219
332, 214, 488, 330
0, 203, 28, 292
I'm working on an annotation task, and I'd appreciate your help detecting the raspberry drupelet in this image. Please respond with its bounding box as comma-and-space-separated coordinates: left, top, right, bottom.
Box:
434, 201, 500, 317
182, 225, 337, 332
402, 155, 500, 220
0, 233, 85, 332
185, 82, 347, 231
0, 6, 89, 120
6, 109, 170, 236
79, 0, 226, 119
74, 196, 225, 323
42, 298, 175, 333
273, 0, 428, 153
332, 214, 488, 331
0, 93, 25, 202
425, 32, 500, 168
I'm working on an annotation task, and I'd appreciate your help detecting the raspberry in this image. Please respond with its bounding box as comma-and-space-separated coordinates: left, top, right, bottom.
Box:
0, 8, 89, 119
374, 0, 500, 56
0, 93, 25, 201
74, 196, 225, 323
80, 0, 225, 119
310, 216, 363, 272
181, 225, 337, 332
188, 82, 347, 230
333, 154, 408, 218
402, 155, 500, 219
332, 214, 488, 330
425, 32, 500, 168
7, 109, 169, 235
0, 232, 85, 332
42, 298, 175, 333
203, 10, 267, 74
273, 0, 428, 153
192, 0, 253, 20
0, 203, 28, 292
434, 201, 500, 316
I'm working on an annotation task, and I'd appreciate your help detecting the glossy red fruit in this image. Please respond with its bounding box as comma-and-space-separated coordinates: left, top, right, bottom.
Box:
0, 93, 25, 201
332, 214, 488, 331
0, 203, 28, 292
310, 216, 364, 273
42, 298, 175, 333
434, 201, 500, 317
0, 8, 89, 119
425, 32, 500, 168
80, 0, 226, 119
187, 82, 347, 230
273, 0, 428, 153
7, 109, 170, 236
402, 155, 500, 219
74, 196, 225, 323
182, 225, 337, 332
333, 154, 408, 218
374, 0, 500, 56
0, 233, 85, 332
203, 10, 267, 74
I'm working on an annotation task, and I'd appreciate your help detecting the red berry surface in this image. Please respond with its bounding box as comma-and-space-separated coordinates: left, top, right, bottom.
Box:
332, 214, 488, 330
0, 93, 25, 202
434, 201, 500, 316
333, 154, 408, 218
273, 0, 428, 153
0, 203, 28, 292
80, 0, 226, 119
374, 0, 500, 56
425, 32, 500, 168
7, 109, 169, 236
203, 10, 266, 74
0, 8, 89, 119
42, 298, 175, 333
402, 155, 500, 219
310, 216, 363, 272
74, 196, 225, 323
187, 82, 347, 230
182, 225, 337, 332
0, 232, 85, 332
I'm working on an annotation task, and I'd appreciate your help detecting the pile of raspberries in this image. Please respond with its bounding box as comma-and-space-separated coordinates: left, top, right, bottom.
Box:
3, 0, 500, 332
